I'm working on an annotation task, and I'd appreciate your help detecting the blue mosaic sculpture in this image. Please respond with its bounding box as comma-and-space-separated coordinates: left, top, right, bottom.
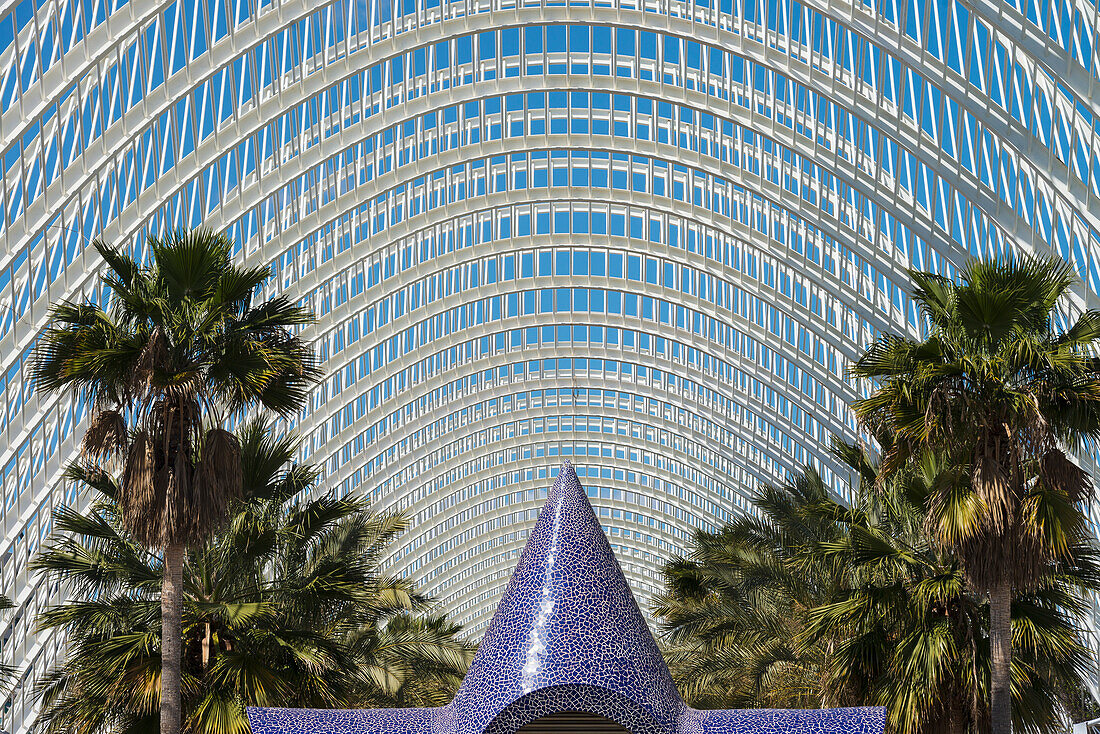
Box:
248, 463, 885, 734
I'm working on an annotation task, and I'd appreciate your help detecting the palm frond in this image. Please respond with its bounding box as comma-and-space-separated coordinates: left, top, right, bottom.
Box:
33, 425, 472, 731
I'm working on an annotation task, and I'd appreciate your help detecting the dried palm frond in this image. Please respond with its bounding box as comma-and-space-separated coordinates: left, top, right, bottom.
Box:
120, 431, 165, 548
165, 448, 202, 546
959, 522, 1055, 594
177, 428, 242, 547
81, 409, 127, 466
171, 446, 192, 525
147, 398, 202, 458
163, 370, 205, 404
131, 326, 167, 395
970, 441, 1015, 534
199, 428, 243, 507
1039, 448, 1090, 502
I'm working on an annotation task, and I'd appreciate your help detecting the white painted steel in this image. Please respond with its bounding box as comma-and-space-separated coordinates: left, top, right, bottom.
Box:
3, 0, 1100, 728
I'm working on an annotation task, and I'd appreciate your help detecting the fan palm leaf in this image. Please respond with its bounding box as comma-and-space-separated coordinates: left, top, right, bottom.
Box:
32, 229, 321, 734
850, 256, 1100, 734
656, 442, 1098, 734
32, 422, 475, 734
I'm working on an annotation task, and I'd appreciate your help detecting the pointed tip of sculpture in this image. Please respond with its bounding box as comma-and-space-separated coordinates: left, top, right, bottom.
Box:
552, 460, 580, 493
451, 460, 684, 731
543, 461, 588, 511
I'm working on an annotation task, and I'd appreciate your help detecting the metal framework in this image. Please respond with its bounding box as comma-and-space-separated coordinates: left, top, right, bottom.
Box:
2, 0, 1100, 729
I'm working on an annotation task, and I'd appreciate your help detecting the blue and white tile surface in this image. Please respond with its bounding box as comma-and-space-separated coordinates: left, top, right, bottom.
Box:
248, 464, 885, 734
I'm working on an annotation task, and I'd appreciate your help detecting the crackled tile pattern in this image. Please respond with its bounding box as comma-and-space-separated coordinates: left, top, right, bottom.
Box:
480, 685, 665, 734
247, 706, 440, 734
677, 707, 886, 734
248, 464, 885, 734
448, 461, 682, 732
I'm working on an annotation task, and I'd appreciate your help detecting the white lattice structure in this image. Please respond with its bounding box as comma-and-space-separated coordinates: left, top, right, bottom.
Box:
2, 0, 1100, 729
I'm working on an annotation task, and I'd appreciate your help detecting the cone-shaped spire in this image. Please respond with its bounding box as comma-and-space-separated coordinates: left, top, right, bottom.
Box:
450, 462, 683, 732
248, 462, 886, 734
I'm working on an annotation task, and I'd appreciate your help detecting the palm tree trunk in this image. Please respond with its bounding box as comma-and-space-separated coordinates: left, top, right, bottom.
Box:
990, 580, 1012, 734
947, 691, 964, 734
162, 542, 186, 734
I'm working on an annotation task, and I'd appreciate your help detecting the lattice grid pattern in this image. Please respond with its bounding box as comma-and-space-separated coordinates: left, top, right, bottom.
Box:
2, 0, 1100, 729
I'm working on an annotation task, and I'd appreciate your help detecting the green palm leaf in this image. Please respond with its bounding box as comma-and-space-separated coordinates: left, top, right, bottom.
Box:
656, 441, 1098, 734
32, 423, 474, 733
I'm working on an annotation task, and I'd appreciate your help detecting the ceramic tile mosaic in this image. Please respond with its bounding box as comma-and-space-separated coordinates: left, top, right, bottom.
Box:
248, 463, 885, 734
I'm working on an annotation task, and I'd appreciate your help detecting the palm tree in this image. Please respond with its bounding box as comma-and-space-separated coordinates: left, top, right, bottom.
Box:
656, 443, 1100, 734
31, 230, 319, 734
850, 256, 1100, 734
808, 448, 1100, 734
348, 613, 476, 708
655, 465, 855, 709
32, 420, 476, 734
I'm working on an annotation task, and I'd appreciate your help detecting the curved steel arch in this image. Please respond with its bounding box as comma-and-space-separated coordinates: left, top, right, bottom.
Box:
5, 0, 1100, 728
